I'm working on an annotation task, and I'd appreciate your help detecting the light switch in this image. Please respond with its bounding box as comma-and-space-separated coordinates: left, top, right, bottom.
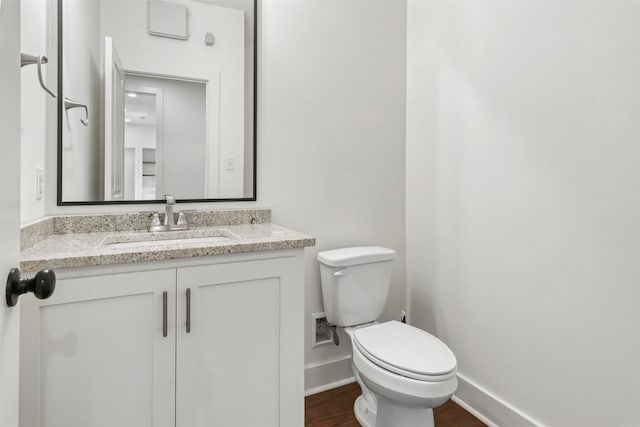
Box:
36, 168, 44, 200
225, 156, 235, 171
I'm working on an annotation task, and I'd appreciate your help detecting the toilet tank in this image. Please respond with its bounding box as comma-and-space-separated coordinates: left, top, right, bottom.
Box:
317, 247, 395, 327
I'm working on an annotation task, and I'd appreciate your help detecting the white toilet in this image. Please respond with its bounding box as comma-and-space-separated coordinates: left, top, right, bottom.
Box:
318, 246, 458, 427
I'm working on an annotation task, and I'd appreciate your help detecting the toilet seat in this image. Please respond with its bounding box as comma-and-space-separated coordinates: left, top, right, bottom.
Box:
352, 342, 458, 407
353, 321, 457, 382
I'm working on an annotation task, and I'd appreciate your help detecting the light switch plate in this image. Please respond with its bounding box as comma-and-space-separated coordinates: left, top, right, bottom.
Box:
225, 156, 235, 171
36, 168, 44, 200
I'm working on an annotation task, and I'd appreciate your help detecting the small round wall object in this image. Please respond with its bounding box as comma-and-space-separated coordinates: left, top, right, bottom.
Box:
5, 268, 56, 307
205, 32, 215, 46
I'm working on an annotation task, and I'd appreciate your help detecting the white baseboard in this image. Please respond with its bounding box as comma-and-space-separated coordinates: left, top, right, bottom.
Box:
454, 373, 544, 427
305, 355, 355, 396
304, 361, 544, 426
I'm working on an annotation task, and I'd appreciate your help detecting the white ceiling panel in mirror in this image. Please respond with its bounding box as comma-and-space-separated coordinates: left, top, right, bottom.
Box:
58, 0, 256, 205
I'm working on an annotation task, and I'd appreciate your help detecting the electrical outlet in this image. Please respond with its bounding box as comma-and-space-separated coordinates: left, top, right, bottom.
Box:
36, 168, 44, 200
311, 312, 334, 348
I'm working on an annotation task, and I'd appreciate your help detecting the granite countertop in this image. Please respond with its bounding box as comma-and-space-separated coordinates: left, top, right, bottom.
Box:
20, 210, 315, 272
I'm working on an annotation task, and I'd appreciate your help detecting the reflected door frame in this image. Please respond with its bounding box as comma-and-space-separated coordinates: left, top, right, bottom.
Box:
122, 79, 165, 200
124, 70, 220, 199
104, 37, 125, 201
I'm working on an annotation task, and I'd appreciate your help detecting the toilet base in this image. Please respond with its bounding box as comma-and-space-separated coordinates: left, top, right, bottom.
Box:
354, 394, 435, 427
375, 398, 434, 427
354, 395, 376, 427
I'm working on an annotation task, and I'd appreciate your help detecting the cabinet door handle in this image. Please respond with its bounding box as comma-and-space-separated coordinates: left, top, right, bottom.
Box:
186, 288, 191, 333
162, 291, 168, 338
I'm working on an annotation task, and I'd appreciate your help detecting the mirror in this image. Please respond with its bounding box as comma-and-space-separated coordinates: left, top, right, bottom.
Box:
58, 0, 256, 204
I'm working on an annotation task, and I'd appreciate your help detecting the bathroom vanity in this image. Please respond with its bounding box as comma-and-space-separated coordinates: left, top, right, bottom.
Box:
18, 210, 314, 427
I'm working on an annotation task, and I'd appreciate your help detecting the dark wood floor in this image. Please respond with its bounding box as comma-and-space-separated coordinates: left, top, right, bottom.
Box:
305, 382, 486, 427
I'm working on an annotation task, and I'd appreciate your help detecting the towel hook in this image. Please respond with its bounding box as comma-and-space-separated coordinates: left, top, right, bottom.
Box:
64, 98, 89, 127
21, 53, 57, 98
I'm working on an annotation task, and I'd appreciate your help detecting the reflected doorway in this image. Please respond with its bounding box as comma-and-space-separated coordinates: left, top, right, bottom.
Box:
122, 73, 207, 201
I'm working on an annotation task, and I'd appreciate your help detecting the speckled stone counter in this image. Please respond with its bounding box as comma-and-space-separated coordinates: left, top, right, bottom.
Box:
20, 210, 315, 272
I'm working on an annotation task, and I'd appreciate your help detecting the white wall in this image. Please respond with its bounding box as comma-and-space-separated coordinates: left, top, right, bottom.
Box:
61, 0, 102, 202
193, 0, 256, 197
20, 0, 48, 224
406, 1, 640, 425
260, 0, 407, 387
125, 125, 156, 151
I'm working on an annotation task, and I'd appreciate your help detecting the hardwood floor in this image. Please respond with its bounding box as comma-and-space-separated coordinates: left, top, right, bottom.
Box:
305, 382, 486, 427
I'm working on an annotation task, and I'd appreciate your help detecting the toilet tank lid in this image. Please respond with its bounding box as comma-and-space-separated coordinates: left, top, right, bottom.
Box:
317, 246, 395, 267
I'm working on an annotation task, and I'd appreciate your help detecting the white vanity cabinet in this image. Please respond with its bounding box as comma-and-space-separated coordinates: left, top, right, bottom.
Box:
20, 269, 177, 427
20, 250, 305, 427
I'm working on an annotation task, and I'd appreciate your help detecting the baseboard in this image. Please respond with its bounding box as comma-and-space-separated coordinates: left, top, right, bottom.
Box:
304, 360, 544, 426
454, 373, 544, 427
305, 355, 355, 396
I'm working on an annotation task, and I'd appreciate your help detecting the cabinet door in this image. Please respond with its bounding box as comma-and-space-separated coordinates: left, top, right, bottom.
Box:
20, 269, 176, 427
176, 256, 304, 427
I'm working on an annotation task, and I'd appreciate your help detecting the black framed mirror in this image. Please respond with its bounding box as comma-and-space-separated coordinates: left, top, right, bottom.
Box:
57, 0, 257, 205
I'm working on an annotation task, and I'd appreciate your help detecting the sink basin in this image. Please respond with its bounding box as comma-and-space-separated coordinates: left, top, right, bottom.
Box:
100, 229, 238, 250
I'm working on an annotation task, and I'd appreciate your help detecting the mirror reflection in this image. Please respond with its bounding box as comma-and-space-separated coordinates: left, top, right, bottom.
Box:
59, 0, 256, 204
121, 73, 207, 201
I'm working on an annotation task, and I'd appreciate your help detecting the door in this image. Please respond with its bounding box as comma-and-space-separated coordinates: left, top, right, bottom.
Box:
0, 0, 23, 426
176, 256, 304, 427
20, 270, 176, 427
104, 36, 125, 201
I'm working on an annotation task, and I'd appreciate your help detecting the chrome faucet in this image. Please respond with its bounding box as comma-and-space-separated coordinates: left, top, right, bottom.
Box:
149, 195, 189, 232
164, 195, 176, 227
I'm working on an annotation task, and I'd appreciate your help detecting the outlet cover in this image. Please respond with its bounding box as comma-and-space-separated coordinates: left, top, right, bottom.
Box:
311, 312, 334, 348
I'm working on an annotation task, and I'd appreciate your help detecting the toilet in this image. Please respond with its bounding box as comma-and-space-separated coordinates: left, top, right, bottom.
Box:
318, 246, 458, 427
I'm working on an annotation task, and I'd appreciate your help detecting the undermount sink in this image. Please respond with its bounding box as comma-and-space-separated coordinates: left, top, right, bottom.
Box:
100, 229, 238, 249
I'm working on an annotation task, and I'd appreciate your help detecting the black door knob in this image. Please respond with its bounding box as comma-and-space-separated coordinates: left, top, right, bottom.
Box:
6, 268, 56, 307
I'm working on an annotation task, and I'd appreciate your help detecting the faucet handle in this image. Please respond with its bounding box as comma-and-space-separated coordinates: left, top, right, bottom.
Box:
176, 212, 187, 226
164, 194, 175, 205
149, 213, 162, 231
150, 213, 161, 226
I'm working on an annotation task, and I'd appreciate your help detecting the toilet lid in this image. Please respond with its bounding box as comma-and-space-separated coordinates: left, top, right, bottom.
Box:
353, 321, 457, 380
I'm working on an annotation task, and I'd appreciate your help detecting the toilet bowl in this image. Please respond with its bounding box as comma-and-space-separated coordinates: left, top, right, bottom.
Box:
349, 321, 457, 427
318, 247, 458, 427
